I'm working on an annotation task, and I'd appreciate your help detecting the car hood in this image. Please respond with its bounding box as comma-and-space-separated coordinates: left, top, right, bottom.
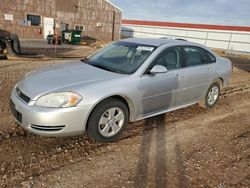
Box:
17, 62, 124, 100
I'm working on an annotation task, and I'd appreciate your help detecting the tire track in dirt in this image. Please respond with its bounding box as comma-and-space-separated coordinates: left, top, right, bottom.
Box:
0, 82, 250, 187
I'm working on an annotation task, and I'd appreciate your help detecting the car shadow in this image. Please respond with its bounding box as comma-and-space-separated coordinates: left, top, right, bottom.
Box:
173, 125, 189, 188
134, 114, 188, 187
133, 117, 156, 187
155, 115, 168, 187
134, 114, 168, 187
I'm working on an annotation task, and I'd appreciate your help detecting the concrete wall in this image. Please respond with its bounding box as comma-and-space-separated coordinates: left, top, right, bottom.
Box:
0, 0, 122, 41
122, 20, 250, 53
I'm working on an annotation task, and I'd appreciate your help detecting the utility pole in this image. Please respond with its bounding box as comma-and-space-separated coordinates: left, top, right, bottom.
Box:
111, 10, 116, 41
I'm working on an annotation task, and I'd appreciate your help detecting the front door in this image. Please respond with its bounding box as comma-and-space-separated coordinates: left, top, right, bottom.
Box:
43, 17, 54, 39
138, 47, 185, 116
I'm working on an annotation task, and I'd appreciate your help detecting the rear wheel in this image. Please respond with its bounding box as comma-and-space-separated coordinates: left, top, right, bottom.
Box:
87, 98, 129, 142
199, 82, 220, 108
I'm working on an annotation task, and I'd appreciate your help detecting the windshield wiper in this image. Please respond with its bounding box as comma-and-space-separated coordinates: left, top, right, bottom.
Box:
80, 57, 88, 63
91, 64, 114, 72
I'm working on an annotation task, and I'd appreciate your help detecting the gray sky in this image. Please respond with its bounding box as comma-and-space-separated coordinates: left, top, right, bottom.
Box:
110, 0, 250, 26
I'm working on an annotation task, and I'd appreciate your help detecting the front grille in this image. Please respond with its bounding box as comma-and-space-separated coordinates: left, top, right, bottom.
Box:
30, 124, 65, 132
16, 87, 30, 103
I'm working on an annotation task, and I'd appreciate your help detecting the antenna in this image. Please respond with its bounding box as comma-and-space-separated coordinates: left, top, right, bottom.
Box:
175, 38, 187, 41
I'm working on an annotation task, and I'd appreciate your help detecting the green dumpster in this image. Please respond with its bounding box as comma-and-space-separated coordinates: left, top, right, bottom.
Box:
63, 30, 82, 45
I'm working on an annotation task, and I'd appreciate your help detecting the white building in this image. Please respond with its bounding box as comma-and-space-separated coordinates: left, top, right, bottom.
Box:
122, 20, 250, 53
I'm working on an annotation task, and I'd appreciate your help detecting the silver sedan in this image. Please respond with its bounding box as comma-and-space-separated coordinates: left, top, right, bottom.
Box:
10, 38, 232, 142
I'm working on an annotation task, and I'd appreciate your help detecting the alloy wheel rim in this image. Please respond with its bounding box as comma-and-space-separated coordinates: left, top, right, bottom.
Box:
207, 86, 219, 106
98, 107, 125, 137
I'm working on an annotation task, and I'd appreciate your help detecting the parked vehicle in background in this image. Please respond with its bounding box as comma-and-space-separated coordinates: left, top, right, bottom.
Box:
10, 38, 232, 142
0, 29, 21, 56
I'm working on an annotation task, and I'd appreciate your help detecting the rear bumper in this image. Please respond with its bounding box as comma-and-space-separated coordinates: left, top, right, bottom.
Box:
10, 88, 90, 137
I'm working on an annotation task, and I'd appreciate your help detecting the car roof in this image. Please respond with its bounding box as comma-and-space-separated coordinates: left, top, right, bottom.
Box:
120, 38, 218, 57
121, 37, 192, 47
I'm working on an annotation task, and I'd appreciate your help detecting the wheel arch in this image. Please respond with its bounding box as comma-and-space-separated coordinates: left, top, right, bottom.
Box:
218, 77, 224, 89
211, 77, 223, 90
85, 94, 135, 131
0, 37, 10, 44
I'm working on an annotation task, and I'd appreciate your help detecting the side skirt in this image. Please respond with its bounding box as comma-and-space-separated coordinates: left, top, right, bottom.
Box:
135, 102, 198, 122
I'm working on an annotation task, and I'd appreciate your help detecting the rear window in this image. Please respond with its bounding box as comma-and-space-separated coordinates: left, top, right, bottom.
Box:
207, 52, 216, 63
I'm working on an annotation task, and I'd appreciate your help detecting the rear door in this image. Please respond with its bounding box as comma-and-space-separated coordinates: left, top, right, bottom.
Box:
182, 46, 215, 104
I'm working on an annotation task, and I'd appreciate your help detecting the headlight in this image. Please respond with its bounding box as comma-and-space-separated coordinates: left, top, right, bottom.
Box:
35, 92, 82, 108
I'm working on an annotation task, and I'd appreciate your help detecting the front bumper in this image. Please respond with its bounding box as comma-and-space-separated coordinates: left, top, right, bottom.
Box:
10, 88, 89, 137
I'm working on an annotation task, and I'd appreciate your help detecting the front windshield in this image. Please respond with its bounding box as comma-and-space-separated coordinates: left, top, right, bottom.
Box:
87, 41, 156, 74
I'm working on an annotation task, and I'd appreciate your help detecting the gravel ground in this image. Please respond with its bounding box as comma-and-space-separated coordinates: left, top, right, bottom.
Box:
0, 54, 249, 187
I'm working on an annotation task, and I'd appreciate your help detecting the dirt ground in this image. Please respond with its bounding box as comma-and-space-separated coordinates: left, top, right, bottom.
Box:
0, 54, 249, 187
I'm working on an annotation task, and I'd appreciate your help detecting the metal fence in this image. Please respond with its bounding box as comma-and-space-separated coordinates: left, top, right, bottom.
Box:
121, 25, 250, 53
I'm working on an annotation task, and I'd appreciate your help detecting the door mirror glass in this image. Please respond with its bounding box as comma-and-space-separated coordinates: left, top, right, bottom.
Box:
150, 65, 168, 74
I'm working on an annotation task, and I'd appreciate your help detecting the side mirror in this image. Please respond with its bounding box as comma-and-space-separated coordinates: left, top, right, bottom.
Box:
150, 65, 168, 75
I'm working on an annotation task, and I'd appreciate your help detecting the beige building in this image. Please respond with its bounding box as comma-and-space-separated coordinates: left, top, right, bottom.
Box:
0, 0, 122, 40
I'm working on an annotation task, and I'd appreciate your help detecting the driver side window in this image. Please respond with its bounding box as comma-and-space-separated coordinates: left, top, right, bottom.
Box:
151, 47, 182, 71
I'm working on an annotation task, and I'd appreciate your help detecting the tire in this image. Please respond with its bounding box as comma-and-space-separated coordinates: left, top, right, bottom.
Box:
87, 98, 129, 142
0, 40, 5, 53
6, 41, 16, 56
199, 82, 221, 109
0, 39, 15, 56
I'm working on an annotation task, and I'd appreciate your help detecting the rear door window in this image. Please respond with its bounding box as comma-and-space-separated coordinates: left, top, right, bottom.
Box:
183, 46, 213, 67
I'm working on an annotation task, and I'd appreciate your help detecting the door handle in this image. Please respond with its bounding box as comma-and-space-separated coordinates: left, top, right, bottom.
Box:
208, 67, 213, 74
176, 74, 182, 80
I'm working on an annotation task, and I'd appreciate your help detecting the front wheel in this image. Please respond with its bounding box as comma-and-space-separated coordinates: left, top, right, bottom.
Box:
0, 40, 5, 54
87, 98, 129, 142
0, 39, 15, 56
199, 82, 221, 109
